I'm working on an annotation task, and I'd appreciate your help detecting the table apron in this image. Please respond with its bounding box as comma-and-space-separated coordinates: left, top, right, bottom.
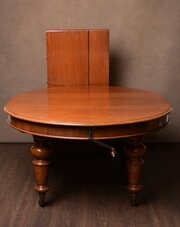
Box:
7, 115, 169, 140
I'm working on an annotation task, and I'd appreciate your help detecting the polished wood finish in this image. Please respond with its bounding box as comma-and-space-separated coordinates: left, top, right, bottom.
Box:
46, 29, 109, 86
124, 137, 146, 206
4, 86, 172, 206
4, 86, 171, 126
3, 29, 172, 207
47, 30, 89, 86
89, 30, 109, 85
31, 136, 53, 207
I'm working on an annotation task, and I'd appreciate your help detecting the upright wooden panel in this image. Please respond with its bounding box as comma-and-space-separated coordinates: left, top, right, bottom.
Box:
46, 29, 109, 86
46, 30, 89, 86
89, 29, 109, 85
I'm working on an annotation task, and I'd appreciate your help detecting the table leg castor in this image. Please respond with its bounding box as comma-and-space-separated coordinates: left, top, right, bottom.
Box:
38, 192, 45, 207
130, 192, 138, 206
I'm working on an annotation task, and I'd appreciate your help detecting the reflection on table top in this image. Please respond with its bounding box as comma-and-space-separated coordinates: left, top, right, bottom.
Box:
4, 86, 172, 126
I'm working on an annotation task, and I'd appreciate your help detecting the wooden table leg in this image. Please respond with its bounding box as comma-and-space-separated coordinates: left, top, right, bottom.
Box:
31, 136, 53, 207
124, 137, 146, 206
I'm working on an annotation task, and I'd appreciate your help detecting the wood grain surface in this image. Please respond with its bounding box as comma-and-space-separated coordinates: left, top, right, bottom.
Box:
4, 86, 172, 126
89, 30, 109, 85
46, 30, 89, 86
46, 29, 109, 86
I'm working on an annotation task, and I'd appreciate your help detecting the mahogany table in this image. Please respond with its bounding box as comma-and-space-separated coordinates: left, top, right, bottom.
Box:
4, 86, 172, 207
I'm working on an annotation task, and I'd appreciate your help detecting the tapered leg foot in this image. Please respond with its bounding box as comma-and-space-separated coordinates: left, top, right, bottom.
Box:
31, 136, 53, 207
124, 137, 146, 206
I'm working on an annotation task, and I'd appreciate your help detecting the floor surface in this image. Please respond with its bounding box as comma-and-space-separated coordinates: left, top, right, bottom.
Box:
0, 143, 179, 227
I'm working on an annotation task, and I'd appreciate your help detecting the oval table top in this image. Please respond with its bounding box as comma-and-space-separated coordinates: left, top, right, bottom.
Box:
4, 86, 172, 126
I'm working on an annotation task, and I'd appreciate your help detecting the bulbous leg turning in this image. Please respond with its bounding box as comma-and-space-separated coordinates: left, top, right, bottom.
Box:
124, 137, 146, 206
31, 136, 53, 207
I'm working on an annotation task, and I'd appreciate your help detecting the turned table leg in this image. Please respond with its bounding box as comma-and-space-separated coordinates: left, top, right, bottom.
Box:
31, 136, 53, 207
124, 137, 146, 206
